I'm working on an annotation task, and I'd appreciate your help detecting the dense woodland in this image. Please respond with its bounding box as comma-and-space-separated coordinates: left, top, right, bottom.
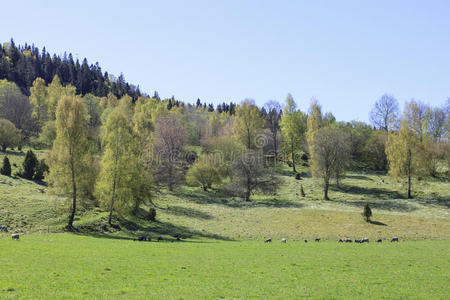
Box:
0, 40, 449, 230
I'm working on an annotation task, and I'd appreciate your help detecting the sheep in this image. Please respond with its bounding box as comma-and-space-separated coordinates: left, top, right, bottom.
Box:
376, 239, 382, 243
362, 237, 369, 243
138, 236, 146, 241
354, 239, 361, 243
146, 236, 152, 242
281, 238, 286, 243
345, 238, 352, 243
304, 240, 308, 243
157, 236, 162, 242
264, 238, 272, 243
391, 237, 399, 242
315, 238, 320, 242
11, 233, 19, 240
338, 239, 343, 243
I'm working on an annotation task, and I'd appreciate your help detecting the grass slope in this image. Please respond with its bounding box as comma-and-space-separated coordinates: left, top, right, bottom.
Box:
0, 235, 448, 299
1, 149, 449, 241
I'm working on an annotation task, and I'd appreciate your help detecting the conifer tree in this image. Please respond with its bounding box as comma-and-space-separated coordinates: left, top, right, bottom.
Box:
0, 156, 11, 176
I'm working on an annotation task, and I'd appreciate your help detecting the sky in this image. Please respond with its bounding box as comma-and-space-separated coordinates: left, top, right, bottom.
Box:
1, 0, 449, 122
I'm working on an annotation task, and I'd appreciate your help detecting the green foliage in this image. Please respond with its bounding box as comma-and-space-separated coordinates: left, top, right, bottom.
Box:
0, 118, 21, 151
186, 154, 222, 190
47, 95, 94, 228
29, 77, 48, 126
233, 99, 264, 149
0, 155, 11, 176
280, 94, 306, 172
363, 202, 372, 222
96, 108, 152, 224
363, 130, 388, 170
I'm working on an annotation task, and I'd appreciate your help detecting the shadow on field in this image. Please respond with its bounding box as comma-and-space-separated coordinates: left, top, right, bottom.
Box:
333, 199, 417, 212
174, 190, 304, 209
345, 175, 373, 181
334, 184, 405, 200
369, 220, 388, 226
164, 205, 213, 220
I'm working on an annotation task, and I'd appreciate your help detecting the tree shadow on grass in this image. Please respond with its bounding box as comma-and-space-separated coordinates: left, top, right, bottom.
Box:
369, 220, 388, 226
333, 199, 417, 212
174, 189, 304, 209
345, 175, 373, 181
164, 205, 213, 220
332, 184, 405, 200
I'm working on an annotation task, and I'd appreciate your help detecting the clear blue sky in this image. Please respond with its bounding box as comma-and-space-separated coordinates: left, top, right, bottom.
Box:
1, 0, 449, 122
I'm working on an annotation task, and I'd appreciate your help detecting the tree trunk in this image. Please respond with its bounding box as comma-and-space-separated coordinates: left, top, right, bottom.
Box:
245, 174, 251, 202
407, 148, 412, 199
291, 142, 296, 173
323, 179, 329, 200
68, 158, 77, 230
109, 171, 118, 226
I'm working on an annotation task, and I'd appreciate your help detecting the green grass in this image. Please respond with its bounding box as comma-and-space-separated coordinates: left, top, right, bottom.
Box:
0, 235, 448, 299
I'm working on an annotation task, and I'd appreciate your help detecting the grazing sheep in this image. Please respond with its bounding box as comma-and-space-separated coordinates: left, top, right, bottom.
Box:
146, 236, 152, 242
338, 239, 343, 243
304, 239, 308, 243
355, 239, 361, 243
158, 236, 162, 242
391, 237, 399, 242
138, 236, 146, 241
176, 237, 181, 241
315, 238, 320, 242
264, 238, 272, 243
11, 233, 19, 240
281, 238, 286, 243
345, 238, 352, 243
376, 239, 382, 243
362, 237, 369, 243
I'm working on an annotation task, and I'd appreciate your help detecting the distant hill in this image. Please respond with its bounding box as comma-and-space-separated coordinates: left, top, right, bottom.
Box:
0, 38, 143, 100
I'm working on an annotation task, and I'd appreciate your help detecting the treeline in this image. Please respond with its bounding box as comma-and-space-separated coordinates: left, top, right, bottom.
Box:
0, 39, 142, 99
0, 74, 449, 230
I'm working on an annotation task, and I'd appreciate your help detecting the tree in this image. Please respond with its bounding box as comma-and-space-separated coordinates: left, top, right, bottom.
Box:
425, 106, 446, 142
264, 100, 282, 157
0, 118, 21, 151
363, 203, 372, 222
152, 114, 187, 191
29, 77, 48, 127
0, 80, 35, 138
310, 127, 351, 200
96, 108, 152, 225
386, 117, 426, 199
186, 154, 221, 191
280, 95, 305, 172
229, 149, 279, 201
306, 100, 323, 171
369, 94, 399, 131
47, 95, 93, 229
33, 159, 49, 181
403, 100, 429, 142
233, 99, 264, 150
0, 156, 11, 176
20, 150, 38, 180
363, 130, 388, 170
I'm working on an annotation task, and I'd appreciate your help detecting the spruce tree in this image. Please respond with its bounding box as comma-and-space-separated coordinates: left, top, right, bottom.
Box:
363, 203, 372, 222
21, 150, 38, 180
0, 156, 11, 176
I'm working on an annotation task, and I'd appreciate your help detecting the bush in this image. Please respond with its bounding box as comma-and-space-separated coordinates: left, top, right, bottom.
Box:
148, 208, 156, 221
34, 159, 49, 181
0, 156, 11, 176
363, 203, 372, 222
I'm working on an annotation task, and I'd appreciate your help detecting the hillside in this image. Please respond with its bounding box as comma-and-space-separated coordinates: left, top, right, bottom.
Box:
1, 149, 448, 241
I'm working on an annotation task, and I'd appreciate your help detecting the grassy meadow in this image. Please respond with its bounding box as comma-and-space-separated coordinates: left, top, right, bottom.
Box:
0, 235, 449, 299
1, 149, 449, 299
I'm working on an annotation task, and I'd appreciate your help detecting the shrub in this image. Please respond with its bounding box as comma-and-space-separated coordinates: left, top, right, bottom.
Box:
20, 150, 38, 180
34, 159, 49, 181
363, 203, 372, 222
148, 208, 156, 221
0, 156, 11, 176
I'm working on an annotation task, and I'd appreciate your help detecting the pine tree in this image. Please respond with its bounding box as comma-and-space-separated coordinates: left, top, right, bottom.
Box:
0, 156, 11, 176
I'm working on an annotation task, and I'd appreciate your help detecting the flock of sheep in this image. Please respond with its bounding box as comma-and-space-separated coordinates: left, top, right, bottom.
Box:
265, 237, 399, 243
